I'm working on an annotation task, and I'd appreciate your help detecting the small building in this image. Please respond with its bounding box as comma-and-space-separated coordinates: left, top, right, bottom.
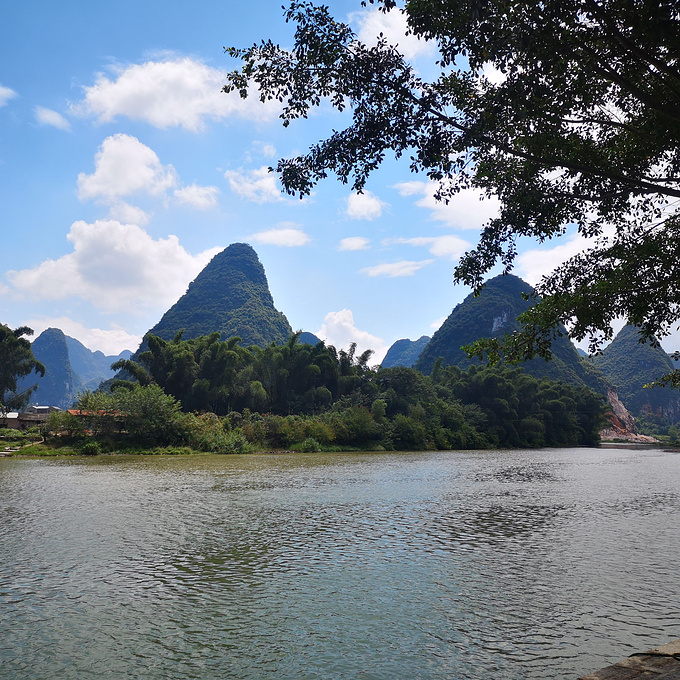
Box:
0, 412, 21, 430
0, 406, 61, 431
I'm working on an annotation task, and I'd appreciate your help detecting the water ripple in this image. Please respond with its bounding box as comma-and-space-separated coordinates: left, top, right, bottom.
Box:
1, 448, 679, 679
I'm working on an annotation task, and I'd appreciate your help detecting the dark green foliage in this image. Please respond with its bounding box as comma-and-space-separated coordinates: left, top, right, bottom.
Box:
1, 324, 45, 412
416, 274, 610, 396
436, 364, 605, 448
145, 243, 293, 349
71, 385, 186, 448
0, 427, 42, 447
225, 1, 680, 381
670, 426, 679, 444
80, 440, 101, 456
116, 331, 374, 417
59, 328, 605, 453
47, 409, 84, 440
593, 325, 680, 425
381, 335, 430, 368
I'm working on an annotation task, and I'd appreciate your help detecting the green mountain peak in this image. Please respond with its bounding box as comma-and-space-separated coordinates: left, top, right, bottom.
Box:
593, 324, 680, 424
144, 243, 293, 348
416, 273, 608, 393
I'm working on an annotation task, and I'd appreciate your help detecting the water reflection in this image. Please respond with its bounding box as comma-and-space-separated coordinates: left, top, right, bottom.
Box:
1, 448, 679, 679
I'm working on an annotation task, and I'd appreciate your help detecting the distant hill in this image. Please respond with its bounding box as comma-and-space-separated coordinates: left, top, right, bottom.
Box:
15, 328, 131, 409
298, 331, 322, 345
415, 274, 609, 394
66, 336, 131, 391
19, 328, 81, 408
143, 243, 293, 348
592, 325, 680, 424
382, 336, 430, 368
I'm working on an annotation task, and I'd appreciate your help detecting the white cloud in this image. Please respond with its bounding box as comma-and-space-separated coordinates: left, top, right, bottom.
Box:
482, 62, 506, 85
385, 235, 471, 260
345, 190, 387, 220
77, 133, 178, 203
514, 228, 623, 286
514, 234, 592, 286
174, 184, 220, 210
34, 106, 71, 131
339, 237, 371, 251
253, 141, 277, 158
394, 180, 501, 230
78, 134, 218, 216
250, 226, 311, 247
8, 219, 221, 314
361, 259, 434, 277
108, 201, 151, 226
72, 58, 280, 131
0, 85, 17, 107
24, 317, 141, 356
351, 8, 435, 60
316, 309, 388, 364
430, 316, 447, 331
225, 166, 285, 203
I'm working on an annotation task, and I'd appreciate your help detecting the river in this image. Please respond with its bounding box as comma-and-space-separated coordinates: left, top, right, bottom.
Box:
1, 447, 678, 679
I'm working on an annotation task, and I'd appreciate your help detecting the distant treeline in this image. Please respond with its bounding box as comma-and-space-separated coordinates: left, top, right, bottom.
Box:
48, 332, 606, 453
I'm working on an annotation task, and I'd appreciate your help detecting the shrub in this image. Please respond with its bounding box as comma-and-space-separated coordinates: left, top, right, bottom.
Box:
294, 437, 321, 453
80, 440, 101, 456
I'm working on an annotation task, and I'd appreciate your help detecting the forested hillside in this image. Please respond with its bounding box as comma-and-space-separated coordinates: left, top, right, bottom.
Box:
17, 329, 81, 409
14, 329, 130, 409
415, 275, 609, 395
66, 337, 131, 391
382, 336, 430, 368
593, 325, 680, 429
144, 243, 293, 349
78, 330, 607, 453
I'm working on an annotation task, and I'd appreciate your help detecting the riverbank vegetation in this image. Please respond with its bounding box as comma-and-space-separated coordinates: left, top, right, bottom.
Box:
18, 332, 606, 456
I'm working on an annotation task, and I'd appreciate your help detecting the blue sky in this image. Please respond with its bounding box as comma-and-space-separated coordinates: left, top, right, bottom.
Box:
2, 1, 673, 362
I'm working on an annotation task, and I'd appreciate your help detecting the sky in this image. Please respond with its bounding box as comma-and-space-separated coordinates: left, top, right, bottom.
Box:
2, 1, 676, 364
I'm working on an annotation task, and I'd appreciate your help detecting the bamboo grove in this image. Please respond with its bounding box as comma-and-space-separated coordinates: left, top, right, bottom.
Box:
47, 331, 606, 454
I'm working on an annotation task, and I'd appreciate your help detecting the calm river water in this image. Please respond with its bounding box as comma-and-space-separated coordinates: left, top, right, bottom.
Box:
1, 447, 678, 679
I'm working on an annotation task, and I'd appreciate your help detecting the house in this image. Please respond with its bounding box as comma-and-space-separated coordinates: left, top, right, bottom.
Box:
0, 406, 61, 430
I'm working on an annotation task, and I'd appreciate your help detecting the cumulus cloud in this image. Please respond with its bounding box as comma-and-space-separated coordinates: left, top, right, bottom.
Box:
8, 219, 221, 314
514, 234, 592, 286
394, 181, 501, 230
77, 134, 216, 216
316, 309, 388, 364
224, 166, 285, 203
339, 237, 371, 251
360, 259, 434, 277
385, 235, 471, 260
345, 190, 387, 220
174, 184, 220, 210
253, 141, 277, 158
108, 201, 151, 226
351, 8, 435, 60
72, 58, 280, 131
34, 106, 71, 131
514, 228, 618, 286
24, 317, 142, 356
78, 133, 178, 203
250, 226, 311, 247
0, 85, 17, 107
